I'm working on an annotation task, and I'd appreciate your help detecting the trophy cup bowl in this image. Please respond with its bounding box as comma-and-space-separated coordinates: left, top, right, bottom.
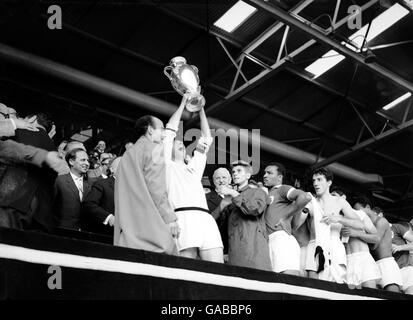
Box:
164, 56, 206, 112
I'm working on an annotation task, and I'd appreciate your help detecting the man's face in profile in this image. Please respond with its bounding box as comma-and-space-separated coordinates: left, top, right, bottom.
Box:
150, 117, 165, 143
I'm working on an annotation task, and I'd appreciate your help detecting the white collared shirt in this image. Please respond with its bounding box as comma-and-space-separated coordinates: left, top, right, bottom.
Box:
215, 189, 225, 199
70, 171, 84, 201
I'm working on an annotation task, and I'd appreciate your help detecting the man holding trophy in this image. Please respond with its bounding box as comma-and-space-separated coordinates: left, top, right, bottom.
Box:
163, 57, 224, 262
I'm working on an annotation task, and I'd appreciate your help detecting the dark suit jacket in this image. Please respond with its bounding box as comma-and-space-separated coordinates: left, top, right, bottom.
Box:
0, 128, 56, 230
82, 176, 114, 236
53, 173, 91, 230
206, 190, 228, 253
0, 139, 48, 167
206, 190, 223, 213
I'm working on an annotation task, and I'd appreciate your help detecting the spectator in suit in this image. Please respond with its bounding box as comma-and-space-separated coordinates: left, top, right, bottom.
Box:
87, 152, 111, 183
0, 103, 39, 137
0, 105, 65, 173
94, 140, 106, 155
53, 148, 91, 231
206, 167, 232, 256
0, 103, 67, 174
82, 157, 121, 236
57, 140, 86, 175
0, 112, 57, 231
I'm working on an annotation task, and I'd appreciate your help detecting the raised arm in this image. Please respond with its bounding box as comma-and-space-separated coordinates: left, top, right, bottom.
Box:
199, 107, 211, 139
292, 201, 312, 232
163, 95, 190, 162
288, 189, 312, 213
167, 94, 189, 130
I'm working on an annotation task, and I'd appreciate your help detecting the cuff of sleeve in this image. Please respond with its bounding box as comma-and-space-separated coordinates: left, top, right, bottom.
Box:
166, 123, 178, 132
199, 136, 213, 146
103, 214, 114, 225
232, 194, 243, 207
286, 187, 296, 201
196, 136, 213, 154
35, 149, 49, 167
9, 118, 17, 130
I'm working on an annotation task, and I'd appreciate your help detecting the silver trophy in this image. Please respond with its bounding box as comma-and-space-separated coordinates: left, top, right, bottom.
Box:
164, 56, 205, 112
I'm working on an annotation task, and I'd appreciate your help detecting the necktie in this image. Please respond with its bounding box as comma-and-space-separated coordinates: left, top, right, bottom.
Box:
77, 178, 83, 201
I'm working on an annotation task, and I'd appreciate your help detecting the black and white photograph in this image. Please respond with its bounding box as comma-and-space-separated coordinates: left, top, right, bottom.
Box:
0, 0, 413, 306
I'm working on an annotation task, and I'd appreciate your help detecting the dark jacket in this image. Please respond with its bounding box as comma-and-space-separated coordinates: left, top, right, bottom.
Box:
0, 128, 56, 231
206, 190, 229, 254
224, 186, 272, 271
82, 176, 114, 236
53, 173, 91, 230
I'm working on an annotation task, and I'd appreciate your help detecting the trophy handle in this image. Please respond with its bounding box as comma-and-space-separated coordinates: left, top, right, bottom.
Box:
163, 66, 173, 81
191, 65, 199, 74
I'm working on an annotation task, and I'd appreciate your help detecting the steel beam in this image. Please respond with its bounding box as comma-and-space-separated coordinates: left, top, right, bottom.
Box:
51, 15, 394, 135
244, 0, 413, 92
350, 102, 376, 138
0, 43, 384, 185
332, 0, 342, 24
276, 26, 290, 63
285, 66, 399, 126
216, 37, 248, 85
312, 104, 413, 169
51, 0, 391, 131
242, 0, 314, 56
193, 0, 379, 122
206, 0, 314, 90
209, 83, 413, 170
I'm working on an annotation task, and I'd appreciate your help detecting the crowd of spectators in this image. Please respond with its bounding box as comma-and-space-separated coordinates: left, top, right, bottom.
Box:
0, 100, 412, 296
0, 103, 126, 235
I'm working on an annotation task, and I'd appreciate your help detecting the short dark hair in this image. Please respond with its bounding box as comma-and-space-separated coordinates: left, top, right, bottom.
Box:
372, 206, 383, 214
231, 160, 252, 174
64, 140, 85, 152
135, 115, 155, 138
352, 195, 372, 209
312, 167, 334, 182
330, 186, 345, 197
65, 148, 86, 166
265, 162, 286, 178
27, 112, 53, 133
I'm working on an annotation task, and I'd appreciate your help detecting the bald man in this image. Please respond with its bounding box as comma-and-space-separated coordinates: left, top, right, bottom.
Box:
206, 167, 232, 255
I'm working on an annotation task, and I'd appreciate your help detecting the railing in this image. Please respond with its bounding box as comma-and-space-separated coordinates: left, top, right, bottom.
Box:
0, 227, 409, 300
